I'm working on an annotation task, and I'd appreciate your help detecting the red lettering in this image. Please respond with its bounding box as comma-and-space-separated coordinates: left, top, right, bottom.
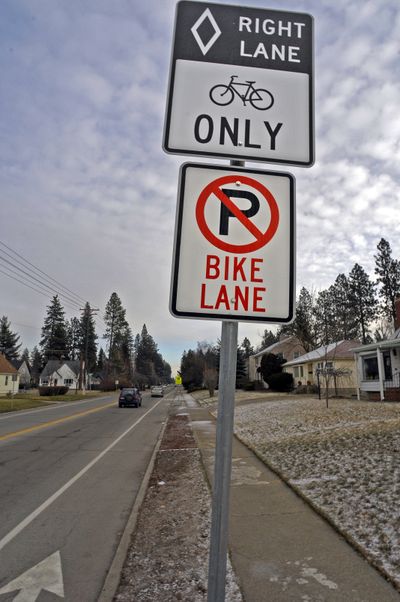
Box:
233, 257, 246, 281
224, 255, 229, 280
200, 283, 213, 309
253, 287, 266, 312
234, 286, 249, 311
205, 255, 220, 279
215, 285, 230, 310
250, 258, 263, 282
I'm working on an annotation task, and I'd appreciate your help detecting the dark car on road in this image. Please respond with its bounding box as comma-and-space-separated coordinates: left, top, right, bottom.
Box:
118, 387, 142, 408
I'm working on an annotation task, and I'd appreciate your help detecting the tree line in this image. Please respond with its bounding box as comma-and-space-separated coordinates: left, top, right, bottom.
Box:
180, 238, 400, 391
0, 291, 171, 388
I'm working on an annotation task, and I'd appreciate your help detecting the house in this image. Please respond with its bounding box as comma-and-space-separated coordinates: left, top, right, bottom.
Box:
248, 336, 307, 383
0, 353, 20, 396
352, 299, 400, 401
39, 360, 82, 390
283, 340, 361, 396
10, 359, 31, 389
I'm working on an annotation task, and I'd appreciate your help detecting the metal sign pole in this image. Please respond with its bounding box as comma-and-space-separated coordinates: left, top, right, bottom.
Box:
207, 319, 238, 602
207, 158, 243, 602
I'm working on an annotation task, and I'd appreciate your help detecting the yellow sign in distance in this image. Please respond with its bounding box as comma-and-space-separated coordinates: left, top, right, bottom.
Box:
175, 375, 182, 385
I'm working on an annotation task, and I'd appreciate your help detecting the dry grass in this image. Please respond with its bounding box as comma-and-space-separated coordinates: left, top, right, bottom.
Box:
234, 397, 400, 588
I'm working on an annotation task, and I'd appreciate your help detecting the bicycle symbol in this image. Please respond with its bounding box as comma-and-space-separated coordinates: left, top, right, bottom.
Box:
209, 75, 274, 111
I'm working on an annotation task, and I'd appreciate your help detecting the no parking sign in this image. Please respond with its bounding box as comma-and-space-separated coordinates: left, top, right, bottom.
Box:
170, 162, 295, 322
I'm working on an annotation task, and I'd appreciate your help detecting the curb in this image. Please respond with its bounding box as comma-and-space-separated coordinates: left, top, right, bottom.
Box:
98, 411, 169, 602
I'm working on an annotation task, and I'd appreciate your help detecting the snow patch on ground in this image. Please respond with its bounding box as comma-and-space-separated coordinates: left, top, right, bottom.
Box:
234, 397, 400, 588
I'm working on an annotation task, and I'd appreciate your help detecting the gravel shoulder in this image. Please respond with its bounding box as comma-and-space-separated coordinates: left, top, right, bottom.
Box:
113, 395, 242, 602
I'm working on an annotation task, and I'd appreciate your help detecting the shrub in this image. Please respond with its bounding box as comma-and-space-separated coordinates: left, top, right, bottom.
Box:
266, 372, 294, 392
38, 386, 69, 396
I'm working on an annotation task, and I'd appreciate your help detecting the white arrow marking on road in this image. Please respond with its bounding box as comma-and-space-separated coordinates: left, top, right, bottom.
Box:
0, 551, 64, 601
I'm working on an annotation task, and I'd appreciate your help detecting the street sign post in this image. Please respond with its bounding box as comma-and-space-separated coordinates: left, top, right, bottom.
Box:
170, 162, 295, 323
164, 1, 314, 166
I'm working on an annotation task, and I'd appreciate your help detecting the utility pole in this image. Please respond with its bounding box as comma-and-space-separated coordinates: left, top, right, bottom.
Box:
79, 304, 99, 391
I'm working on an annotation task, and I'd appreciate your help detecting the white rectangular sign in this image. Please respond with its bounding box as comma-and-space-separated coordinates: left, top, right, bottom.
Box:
170, 163, 296, 322
164, 1, 314, 166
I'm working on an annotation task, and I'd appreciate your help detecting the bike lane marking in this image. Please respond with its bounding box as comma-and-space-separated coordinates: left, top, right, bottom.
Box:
195, 174, 280, 253
0, 398, 165, 551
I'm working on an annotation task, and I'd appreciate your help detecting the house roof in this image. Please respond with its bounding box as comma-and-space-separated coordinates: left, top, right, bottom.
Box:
351, 328, 400, 353
10, 359, 30, 371
0, 353, 18, 374
251, 336, 301, 358
284, 340, 361, 367
40, 360, 81, 378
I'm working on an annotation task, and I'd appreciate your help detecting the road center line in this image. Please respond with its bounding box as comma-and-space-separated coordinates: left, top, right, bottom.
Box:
0, 398, 165, 551
0, 402, 117, 442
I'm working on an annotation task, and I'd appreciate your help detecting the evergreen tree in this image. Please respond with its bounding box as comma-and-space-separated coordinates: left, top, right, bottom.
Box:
30, 346, 44, 385
329, 274, 358, 341
103, 292, 128, 364
374, 238, 400, 322
135, 324, 160, 385
259, 329, 278, 350
236, 346, 247, 387
120, 323, 134, 382
0, 316, 21, 361
96, 348, 106, 372
282, 287, 317, 352
348, 263, 378, 344
40, 296, 68, 360
80, 302, 98, 372
241, 337, 254, 358
20, 347, 30, 364
66, 317, 82, 361
314, 289, 336, 346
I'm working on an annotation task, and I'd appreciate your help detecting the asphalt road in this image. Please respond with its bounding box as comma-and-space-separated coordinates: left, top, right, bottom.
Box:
0, 391, 170, 601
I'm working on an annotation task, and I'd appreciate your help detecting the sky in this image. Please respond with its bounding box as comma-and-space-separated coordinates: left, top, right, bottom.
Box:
1, 0, 400, 375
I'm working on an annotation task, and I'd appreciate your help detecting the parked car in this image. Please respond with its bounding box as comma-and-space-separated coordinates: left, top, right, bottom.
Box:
151, 385, 163, 397
119, 387, 142, 408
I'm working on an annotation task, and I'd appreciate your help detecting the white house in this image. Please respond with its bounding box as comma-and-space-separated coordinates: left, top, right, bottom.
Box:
352, 299, 400, 401
39, 360, 82, 390
10, 359, 31, 388
0, 353, 20, 396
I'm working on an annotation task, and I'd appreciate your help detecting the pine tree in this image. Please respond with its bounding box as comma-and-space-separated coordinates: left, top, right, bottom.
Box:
374, 238, 400, 322
259, 329, 278, 350
241, 337, 254, 358
103, 292, 128, 364
80, 302, 98, 372
96, 348, 106, 372
30, 346, 44, 386
282, 288, 317, 352
20, 347, 30, 364
66, 317, 82, 361
314, 289, 336, 346
329, 274, 358, 341
0, 316, 21, 361
135, 324, 160, 385
348, 263, 378, 344
40, 296, 68, 360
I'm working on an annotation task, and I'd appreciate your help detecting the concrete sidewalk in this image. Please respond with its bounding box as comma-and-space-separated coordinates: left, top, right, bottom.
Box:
186, 397, 400, 602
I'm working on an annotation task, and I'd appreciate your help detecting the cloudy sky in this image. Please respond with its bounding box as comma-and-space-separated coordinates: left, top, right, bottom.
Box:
1, 0, 400, 374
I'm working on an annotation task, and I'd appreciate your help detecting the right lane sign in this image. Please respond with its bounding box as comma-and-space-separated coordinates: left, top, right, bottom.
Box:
170, 163, 295, 322
163, 1, 314, 166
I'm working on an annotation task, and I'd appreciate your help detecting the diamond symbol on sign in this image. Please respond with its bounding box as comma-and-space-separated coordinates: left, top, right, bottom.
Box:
191, 9, 221, 56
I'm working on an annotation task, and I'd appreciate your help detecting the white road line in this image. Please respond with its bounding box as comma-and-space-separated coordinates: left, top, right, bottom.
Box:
0, 398, 165, 552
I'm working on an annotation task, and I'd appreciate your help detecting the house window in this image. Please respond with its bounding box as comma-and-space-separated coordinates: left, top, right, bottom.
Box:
5, 376, 8, 386
64, 379, 73, 386
383, 351, 392, 380
294, 366, 304, 378
293, 351, 301, 359
42, 379, 49, 386
12, 375, 17, 381
363, 356, 378, 380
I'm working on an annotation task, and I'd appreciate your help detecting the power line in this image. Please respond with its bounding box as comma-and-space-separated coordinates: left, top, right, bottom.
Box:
0, 239, 88, 305
0, 254, 82, 310
0, 266, 81, 312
